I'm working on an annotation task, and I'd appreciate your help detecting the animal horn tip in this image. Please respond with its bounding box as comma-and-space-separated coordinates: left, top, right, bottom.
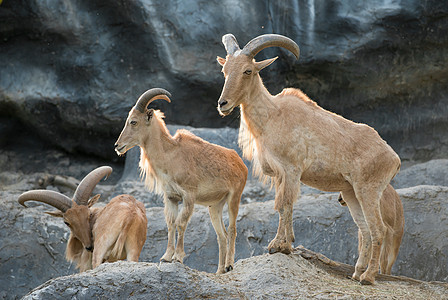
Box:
103, 166, 113, 180
222, 33, 234, 40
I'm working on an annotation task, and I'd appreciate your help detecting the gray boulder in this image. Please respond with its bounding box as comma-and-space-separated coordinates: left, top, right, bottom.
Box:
392, 159, 448, 189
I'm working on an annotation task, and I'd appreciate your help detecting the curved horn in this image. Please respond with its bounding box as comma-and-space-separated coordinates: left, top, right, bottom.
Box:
18, 190, 72, 212
222, 33, 241, 55
73, 166, 113, 205
240, 34, 300, 60
134, 88, 172, 113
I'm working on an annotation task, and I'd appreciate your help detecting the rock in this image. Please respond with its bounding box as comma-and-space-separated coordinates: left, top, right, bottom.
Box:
0, 190, 76, 300
1, 0, 447, 162
23, 250, 448, 300
2, 181, 448, 299
392, 159, 448, 188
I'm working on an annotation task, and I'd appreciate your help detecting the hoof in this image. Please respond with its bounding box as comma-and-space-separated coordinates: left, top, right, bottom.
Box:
160, 258, 172, 263
268, 238, 293, 255
268, 247, 281, 254
268, 247, 292, 255
225, 265, 233, 272
360, 272, 375, 285
281, 247, 292, 255
172, 253, 185, 264
360, 279, 374, 285
351, 272, 361, 282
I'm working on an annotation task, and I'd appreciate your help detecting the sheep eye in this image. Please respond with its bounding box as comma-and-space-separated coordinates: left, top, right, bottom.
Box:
244, 69, 252, 75
130, 120, 137, 126
64, 221, 70, 227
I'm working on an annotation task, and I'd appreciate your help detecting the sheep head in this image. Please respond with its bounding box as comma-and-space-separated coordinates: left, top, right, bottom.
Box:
18, 166, 112, 253
216, 34, 300, 116
115, 88, 172, 155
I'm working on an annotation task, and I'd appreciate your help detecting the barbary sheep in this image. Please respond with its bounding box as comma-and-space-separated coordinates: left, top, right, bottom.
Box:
338, 184, 404, 275
18, 166, 147, 272
216, 33, 401, 284
114, 88, 248, 274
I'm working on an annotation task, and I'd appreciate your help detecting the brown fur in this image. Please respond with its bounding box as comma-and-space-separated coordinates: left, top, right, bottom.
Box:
116, 98, 248, 274
339, 184, 404, 275
217, 46, 401, 284
63, 195, 147, 272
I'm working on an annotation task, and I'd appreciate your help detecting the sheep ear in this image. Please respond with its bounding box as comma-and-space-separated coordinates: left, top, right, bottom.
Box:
45, 210, 64, 218
217, 56, 226, 66
255, 57, 277, 72
146, 109, 154, 121
88, 194, 101, 207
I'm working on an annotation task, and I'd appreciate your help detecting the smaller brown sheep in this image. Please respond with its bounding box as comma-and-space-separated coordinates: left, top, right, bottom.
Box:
18, 166, 147, 272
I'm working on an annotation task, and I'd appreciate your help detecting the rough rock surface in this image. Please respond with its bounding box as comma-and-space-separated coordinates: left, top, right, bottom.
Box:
392, 159, 448, 188
1, 0, 447, 161
2, 172, 448, 299
22, 251, 448, 300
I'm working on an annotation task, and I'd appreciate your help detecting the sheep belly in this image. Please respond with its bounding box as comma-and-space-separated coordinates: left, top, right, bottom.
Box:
300, 164, 351, 192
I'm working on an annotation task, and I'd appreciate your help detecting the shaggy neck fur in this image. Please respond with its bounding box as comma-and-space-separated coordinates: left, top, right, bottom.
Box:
139, 110, 176, 194
239, 75, 278, 184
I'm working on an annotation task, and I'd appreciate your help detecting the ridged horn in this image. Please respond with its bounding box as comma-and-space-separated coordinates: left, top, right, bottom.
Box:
134, 88, 172, 113
18, 190, 72, 213
240, 34, 300, 60
222, 34, 241, 55
73, 166, 113, 205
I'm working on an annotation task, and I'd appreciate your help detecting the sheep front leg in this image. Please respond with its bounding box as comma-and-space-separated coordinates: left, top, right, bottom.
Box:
225, 192, 240, 272
79, 250, 93, 272
268, 174, 300, 255
209, 202, 228, 274
161, 196, 179, 262
172, 200, 194, 263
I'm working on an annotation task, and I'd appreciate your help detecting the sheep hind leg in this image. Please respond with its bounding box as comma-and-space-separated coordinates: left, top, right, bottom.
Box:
268, 175, 299, 255
380, 229, 400, 275
225, 191, 240, 272
379, 231, 391, 274
341, 189, 372, 282
355, 185, 387, 285
124, 229, 145, 262
209, 202, 228, 274
161, 196, 179, 263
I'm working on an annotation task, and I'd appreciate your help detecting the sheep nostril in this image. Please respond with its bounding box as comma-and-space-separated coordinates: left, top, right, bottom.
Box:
219, 100, 228, 108
86, 246, 93, 252
114, 143, 118, 149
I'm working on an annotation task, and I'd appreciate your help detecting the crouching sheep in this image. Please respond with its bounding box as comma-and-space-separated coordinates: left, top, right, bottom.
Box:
115, 88, 248, 274
18, 166, 147, 272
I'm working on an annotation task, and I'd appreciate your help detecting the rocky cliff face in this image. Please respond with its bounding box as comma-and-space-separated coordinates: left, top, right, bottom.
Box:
1, 1, 448, 299
1, 0, 447, 162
